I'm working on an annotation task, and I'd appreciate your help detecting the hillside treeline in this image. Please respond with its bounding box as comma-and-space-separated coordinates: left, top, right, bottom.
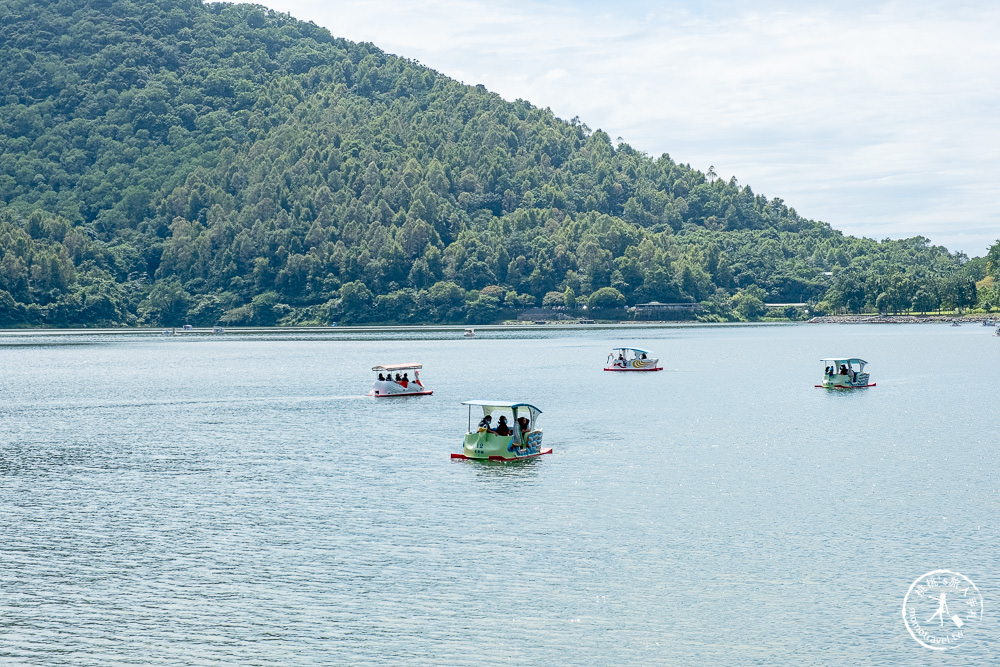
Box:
0, 0, 992, 327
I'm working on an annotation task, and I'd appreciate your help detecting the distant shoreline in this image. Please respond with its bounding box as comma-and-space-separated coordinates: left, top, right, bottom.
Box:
808, 314, 997, 324
0, 317, 995, 336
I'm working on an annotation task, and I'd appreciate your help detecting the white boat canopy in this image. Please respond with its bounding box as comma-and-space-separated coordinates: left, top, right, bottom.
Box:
462, 400, 542, 429
611, 347, 650, 355
371, 363, 423, 372
462, 400, 542, 413
820, 358, 867, 372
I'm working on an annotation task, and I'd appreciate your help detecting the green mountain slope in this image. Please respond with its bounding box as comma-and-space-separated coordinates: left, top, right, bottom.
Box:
0, 0, 984, 326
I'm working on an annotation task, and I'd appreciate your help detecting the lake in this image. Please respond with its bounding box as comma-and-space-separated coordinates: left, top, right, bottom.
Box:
1, 323, 997, 665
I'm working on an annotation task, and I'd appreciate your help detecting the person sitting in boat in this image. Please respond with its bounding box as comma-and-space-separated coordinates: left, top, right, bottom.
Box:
641, 352, 647, 359
495, 416, 512, 436
377, 373, 385, 381
516, 416, 530, 445
478, 415, 494, 432
839, 364, 848, 375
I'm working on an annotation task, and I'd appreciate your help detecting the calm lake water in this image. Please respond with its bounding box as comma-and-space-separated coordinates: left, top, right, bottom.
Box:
1, 323, 998, 665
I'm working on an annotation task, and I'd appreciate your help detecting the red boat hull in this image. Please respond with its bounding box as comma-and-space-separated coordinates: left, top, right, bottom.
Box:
451, 448, 553, 461
604, 367, 662, 372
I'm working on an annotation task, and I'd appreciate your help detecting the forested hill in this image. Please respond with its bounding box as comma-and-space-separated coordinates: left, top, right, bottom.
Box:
0, 0, 988, 327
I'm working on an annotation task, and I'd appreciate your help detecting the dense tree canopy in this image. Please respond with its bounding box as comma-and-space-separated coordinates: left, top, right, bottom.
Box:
0, 0, 988, 327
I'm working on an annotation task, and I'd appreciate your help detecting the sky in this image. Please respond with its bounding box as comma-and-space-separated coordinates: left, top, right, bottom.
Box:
235, 0, 999, 257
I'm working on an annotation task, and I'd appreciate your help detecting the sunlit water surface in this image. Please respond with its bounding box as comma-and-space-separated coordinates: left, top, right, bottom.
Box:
1, 324, 998, 665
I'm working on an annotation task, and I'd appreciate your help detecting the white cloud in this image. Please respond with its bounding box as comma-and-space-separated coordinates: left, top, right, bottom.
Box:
233, 0, 1000, 256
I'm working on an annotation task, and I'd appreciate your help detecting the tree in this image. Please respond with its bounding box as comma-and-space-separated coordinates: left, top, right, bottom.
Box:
336, 281, 375, 323
911, 288, 938, 313
730, 286, 766, 321
542, 290, 564, 308
563, 286, 576, 309
588, 287, 625, 310
986, 240, 1000, 278
138, 279, 191, 325
427, 281, 466, 321
465, 293, 501, 324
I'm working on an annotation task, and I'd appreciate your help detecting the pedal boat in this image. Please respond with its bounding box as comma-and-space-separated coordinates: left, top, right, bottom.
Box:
604, 347, 662, 371
368, 363, 433, 397
815, 357, 875, 389
451, 400, 552, 461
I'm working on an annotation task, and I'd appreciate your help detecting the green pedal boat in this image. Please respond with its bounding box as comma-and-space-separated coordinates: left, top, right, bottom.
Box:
452, 400, 551, 461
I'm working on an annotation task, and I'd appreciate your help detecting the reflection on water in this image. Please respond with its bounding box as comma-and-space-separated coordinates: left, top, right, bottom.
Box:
1, 324, 998, 665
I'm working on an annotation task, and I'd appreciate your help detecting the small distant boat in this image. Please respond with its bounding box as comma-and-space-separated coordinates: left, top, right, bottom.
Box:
994, 327, 1000, 337
463, 328, 476, 338
451, 400, 551, 462
982, 319, 994, 326
816, 357, 875, 389
368, 363, 433, 397
951, 321, 961, 327
211, 326, 225, 334
604, 347, 662, 372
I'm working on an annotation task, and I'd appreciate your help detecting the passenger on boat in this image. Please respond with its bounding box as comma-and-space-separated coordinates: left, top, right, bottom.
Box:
495, 416, 512, 436
839, 365, 848, 375
478, 415, 494, 432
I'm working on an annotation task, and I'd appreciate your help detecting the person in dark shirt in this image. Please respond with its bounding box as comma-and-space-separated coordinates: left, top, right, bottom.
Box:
495, 415, 512, 436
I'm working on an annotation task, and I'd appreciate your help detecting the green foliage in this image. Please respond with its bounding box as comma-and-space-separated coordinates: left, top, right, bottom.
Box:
588, 287, 626, 310
0, 0, 980, 326
731, 286, 767, 321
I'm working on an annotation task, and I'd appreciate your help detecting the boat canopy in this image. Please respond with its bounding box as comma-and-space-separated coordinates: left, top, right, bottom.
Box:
820, 358, 867, 370
611, 347, 649, 355
462, 400, 542, 413
462, 400, 542, 427
371, 363, 423, 372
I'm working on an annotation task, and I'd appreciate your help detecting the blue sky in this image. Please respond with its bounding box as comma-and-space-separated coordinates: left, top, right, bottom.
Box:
237, 0, 1000, 257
